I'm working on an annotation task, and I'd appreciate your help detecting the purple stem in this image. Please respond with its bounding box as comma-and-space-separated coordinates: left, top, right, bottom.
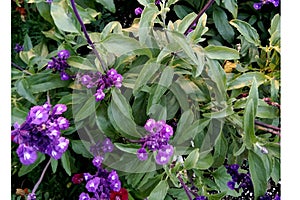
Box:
178, 174, 193, 200
184, 0, 215, 35
69, 0, 107, 71
32, 158, 51, 194
11, 62, 32, 75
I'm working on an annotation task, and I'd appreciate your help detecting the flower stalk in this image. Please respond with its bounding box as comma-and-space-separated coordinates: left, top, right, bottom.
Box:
178, 174, 193, 200
69, 0, 107, 72
32, 158, 51, 194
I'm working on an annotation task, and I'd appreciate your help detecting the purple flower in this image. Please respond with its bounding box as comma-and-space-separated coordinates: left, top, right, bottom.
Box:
108, 170, 119, 183
14, 43, 24, 53
253, 2, 263, 10
84, 173, 93, 181
56, 137, 69, 153
47, 127, 61, 139
274, 194, 281, 200
137, 148, 148, 161
60, 71, 70, 80
92, 156, 104, 168
29, 106, 49, 125
57, 117, 69, 130
86, 177, 100, 193
52, 104, 67, 115
16, 144, 38, 165
94, 89, 105, 102
227, 181, 236, 190
144, 118, 157, 133
155, 0, 161, 5
135, 7, 143, 16
110, 180, 121, 192
79, 192, 90, 200
194, 196, 207, 200
155, 150, 171, 165
253, 0, 280, 10
27, 193, 37, 200
102, 138, 114, 153
81, 75, 92, 86
57, 50, 70, 59
112, 74, 123, 88
159, 144, 174, 157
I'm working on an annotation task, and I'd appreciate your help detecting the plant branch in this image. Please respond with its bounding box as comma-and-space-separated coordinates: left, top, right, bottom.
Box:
69, 0, 107, 71
32, 158, 51, 194
184, 0, 215, 35
178, 174, 193, 200
255, 120, 281, 131
11, 62, 33, 75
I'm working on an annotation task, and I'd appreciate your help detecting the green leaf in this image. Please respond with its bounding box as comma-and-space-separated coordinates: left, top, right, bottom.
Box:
36, 2, 54, 24
247, 77, 258, 116
175, 109, 194, 136
184, 148, 200, 170
101, 34, 152, 57
196, 151, 214, 170
148, 180, 169, 200
248, 150, 268, 198
71, 140, 93, 158
133, 60, 161, 95
108, 89, 141, 139
23, 34, 33, 51
51, 0, 79, 33
269, 14, 280, 47
204, 45, 240, 60
74, 95, 97, 122
212, 133, 228, 167
16, 79, 37, 105
230, 19, 261, 46
12, 107, 28, 125
244, 100, 256, 148
61, 151, 72, 176
139, 4, 159, 45
67, 56, 97, 71
51, 158, 58, 173
222, 0, 238, 18
95, 104, 117, 138
174, 5, 193, 19
29, 74, 70, 94
227, 72, 267, 90
96, 0, 115, 13
114, 143, 140, 154
18, 153, 45, 177
213, 6, 235, 43
203, 106, 234, 119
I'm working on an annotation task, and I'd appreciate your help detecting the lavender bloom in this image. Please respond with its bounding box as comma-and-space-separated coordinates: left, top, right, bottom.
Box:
92, 156, 104, 168
28, 106, 49, 125
57, 49, 70, 59
137, 148, 148, 161
60, 71, 70, 80
135, 7, 143, 16
194, 196, 208, 200
52, 104, 67, 115
110, 180, 121, 192
47, 49, 71, 80
102, 138, 114, 153
86, 177, 101, 193
253, 0, 280, 10
94, 89, 105, 102
27, 193, 37, 200
155, 150, 170, 165
57, 117, 69, 130
155, 0, 161, 5
45, 0, 53, 3
14, 43, 24, 53
79, 192, 90, 200
227, 181, 236, 190
16, 144, 37, 165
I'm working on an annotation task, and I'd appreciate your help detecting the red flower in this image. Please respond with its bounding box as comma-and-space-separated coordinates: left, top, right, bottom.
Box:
72, 173, 84, 184
110, 188, 128, 200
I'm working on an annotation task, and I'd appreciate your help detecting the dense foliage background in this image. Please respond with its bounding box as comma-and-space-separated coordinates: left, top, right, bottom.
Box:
11, 0, 280, 199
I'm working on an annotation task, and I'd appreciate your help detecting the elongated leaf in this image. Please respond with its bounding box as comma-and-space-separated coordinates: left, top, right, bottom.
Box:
61, 151, 72, 176
148, 180, 169, 200
29, 74, 70, 94
95, 104, 117, 138
133, 61, 161, 95
114, 143, 140, 154
96, 0, 115, 13
18, 153, 45, 177
23, 34, 33, 51
176, 109, 194, 136
203, 106, 234, 119
248, 150, 268, 198
184, 148, 200, 170
139, 4, 159, 45
223, 0, 238, 18
108, 89, 141, 139
213, 6, 235, 43
196, 151, 214, 170
244, 99, 256, 148
212, 133, 228, 167
16, 79, 37, 105
204, 45, 239, 60
227, 72, 267, 90
51, 0, 79, 33
230, 19, 261, 46
51, 158, 58, 173
71, 140, 93, 158
74, 95, 97, 122
247, 77, 258, 115
36, 2, 54, 24
67, 56, 97, 71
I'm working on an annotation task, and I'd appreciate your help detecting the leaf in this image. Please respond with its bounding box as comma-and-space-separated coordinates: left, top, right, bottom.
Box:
139, 4, 159, 45
71, 140, 93, 158
15, 79, 37, 105
95, 104, 117, 138
212, 133, 228, 167
96, 0, 115, 13
244, 100, 256, 148
203, 106, 234, 119
51, 158, 58, 173
174, 5, 194, 19
61, 151, 72, 176
248, 150, 268, 198
29, 74, 70, 94
51, 0, 79, 33
213, 6, 235, 43
67, 56, 97, 70
23, 34, 33, 51
196, 151, 214, 170
36, 2, 54, 24
230, 19, 261, 46
101, 34, 152, 57
175, 110, 194, 136
108, 89, 141, 139
133, 60, 161, 95
247, 77, 258, 116
74, 95, 97, 122
148, 180, 169, 200
184, 148, 200, 170
114, 143, 140, 154
227, 72, 267, 90
18, 153, 45, 177
222, 0, 238, 18
204, 45, 240, 60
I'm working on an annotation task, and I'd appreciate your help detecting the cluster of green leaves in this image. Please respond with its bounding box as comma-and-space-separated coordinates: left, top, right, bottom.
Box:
11, 0, 280, 199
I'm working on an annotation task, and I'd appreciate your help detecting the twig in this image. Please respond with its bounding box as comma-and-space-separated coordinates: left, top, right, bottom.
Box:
69, 0, 107, 71
178, 174, 193, 200
184, 0, 215, 35
256, 125, 281, 137
11, 62, 33, 75
32, 158, 51, 194
254, 120, 281, 131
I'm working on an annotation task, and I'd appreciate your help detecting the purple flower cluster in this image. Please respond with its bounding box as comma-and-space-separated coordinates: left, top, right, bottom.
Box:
134, 0, 160, 16
259, 194, 281, 200
47, 50, 71, 80
14, 43, 24, 53
11, 103, 70, 165
253, 0, 279, 10
193, 196, 207, 200
225, 164, 253, 192
77, 68, 123, 102
78, 138, 122, 200
137, 119, 174, 165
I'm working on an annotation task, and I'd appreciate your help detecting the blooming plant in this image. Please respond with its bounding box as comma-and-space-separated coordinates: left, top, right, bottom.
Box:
11, 0, 280, 199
